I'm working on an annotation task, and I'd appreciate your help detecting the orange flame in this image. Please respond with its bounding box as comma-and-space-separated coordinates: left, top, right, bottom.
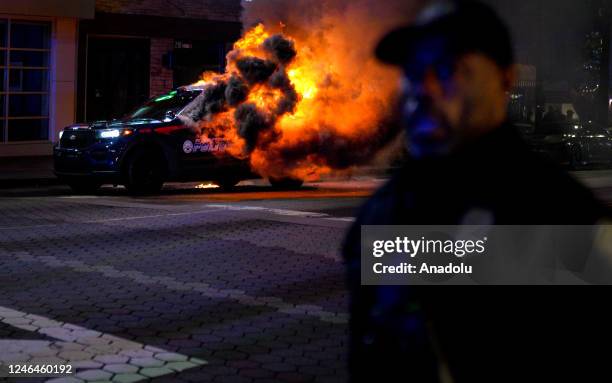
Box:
187, 23, 398, 181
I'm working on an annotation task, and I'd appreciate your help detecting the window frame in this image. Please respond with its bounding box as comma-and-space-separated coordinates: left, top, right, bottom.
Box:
0, 17, 52, 144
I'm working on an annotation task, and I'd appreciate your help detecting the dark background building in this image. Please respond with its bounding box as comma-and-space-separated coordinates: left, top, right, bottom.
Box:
0, 0, 93, 157
77, 0, 242, 122
486, 0, 612, 128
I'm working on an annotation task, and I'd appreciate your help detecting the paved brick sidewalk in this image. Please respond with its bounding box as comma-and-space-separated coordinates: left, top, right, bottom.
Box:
0, 197, 350, 382
0, 156, 58, 189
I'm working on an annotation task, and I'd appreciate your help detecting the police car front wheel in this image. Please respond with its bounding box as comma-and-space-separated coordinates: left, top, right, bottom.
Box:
124, 148, 165, 195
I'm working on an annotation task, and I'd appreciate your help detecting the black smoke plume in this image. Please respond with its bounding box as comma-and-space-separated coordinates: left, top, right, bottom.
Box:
263, 34, 297, 64
268, 70, 298, 115
182, 81, 228, 122
235, 103, 272, 152
183, 33, 301, 154
236, 57, 277, 84
225, 75, 249, 106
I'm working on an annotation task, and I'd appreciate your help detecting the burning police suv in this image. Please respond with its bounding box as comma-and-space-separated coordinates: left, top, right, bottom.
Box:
54, 87, 258, 194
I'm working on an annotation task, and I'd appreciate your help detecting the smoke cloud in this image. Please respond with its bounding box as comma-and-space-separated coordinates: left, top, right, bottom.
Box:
235, 57, 277, 84
182, 0, 427, 180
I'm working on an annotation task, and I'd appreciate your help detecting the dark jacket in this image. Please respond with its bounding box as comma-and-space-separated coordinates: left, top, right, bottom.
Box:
343, 124, 612, 382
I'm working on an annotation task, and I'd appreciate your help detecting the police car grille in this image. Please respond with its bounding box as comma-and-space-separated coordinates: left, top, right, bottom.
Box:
60, 130, 95, 149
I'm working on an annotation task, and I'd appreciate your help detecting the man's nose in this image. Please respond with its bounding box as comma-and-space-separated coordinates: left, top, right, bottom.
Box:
420, 68, 444, 99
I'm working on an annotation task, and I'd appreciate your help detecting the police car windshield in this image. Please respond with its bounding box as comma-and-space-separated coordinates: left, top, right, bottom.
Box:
125, 90, 201, 121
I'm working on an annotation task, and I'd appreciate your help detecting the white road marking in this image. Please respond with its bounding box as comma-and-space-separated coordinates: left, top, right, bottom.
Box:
56, 196, 100, 199
205, 204, 356, 225
54, 197, 186, 211
0, 208, 227, 230
82, 208, 224, 223
205, 204, 329, 218
0, 306, 206, 382
0, 200, 355, 230
13, 252, 348, 325
324, 217, 356, 222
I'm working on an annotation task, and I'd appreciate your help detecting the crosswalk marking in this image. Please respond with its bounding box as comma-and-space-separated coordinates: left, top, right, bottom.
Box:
0, 306, 207, 382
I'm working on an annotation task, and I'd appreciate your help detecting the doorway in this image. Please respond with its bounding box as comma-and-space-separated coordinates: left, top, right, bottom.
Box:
85, 37, 150, 122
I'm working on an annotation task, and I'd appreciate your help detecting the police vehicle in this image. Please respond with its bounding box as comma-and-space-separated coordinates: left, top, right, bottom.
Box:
54, 87, 303, 194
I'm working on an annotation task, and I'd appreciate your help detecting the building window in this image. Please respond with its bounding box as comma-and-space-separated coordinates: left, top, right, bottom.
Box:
0, 20, 51, 143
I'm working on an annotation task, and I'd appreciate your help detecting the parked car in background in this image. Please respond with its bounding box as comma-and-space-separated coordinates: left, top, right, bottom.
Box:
521, 122, 612, 169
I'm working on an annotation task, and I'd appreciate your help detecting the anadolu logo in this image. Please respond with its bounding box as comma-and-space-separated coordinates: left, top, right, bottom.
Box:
182, 140, 194, 154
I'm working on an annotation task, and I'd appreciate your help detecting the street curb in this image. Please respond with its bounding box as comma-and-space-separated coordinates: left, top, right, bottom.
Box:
0, 177, 63, 189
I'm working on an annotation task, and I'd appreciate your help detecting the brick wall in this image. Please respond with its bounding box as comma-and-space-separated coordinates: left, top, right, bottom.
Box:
150, 38, 175, 97
96, 0, 242, 22
94, 0, 241, 98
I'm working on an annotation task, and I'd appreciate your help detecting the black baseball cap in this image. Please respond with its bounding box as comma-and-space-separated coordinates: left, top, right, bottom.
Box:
376, 0, 514, 69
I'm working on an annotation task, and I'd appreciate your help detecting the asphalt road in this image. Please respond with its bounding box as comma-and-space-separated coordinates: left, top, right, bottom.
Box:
0, 172, 611, 383
0, 179, 378, 383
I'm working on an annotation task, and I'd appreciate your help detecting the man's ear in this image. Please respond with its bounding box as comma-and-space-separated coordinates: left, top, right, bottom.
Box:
502, 64, 517, 92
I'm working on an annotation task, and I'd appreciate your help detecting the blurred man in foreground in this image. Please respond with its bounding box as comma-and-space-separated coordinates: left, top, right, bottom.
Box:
343, 1, 612, 382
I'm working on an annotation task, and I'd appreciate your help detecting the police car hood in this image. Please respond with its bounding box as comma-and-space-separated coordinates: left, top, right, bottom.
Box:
88, 118, 163, 130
